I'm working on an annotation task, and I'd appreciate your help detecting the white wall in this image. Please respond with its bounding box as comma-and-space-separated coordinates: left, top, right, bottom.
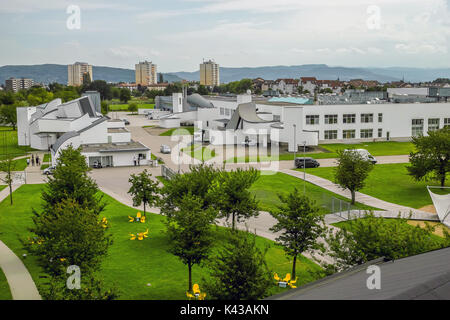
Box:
160, 118, 181, 128
17, 107, 35, 146
79, 121, 108, 145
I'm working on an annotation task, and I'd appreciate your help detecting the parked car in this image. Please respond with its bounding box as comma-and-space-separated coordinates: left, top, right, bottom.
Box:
160, 144, 171, 154
93, 161, 103, 168
344, 149, 377, 164
121, 118, 130, 125
43, 166, 56, 175
294, 157, 320, 169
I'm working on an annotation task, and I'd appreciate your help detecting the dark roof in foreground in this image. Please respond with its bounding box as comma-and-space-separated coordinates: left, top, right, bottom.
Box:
268, 247, 450, 300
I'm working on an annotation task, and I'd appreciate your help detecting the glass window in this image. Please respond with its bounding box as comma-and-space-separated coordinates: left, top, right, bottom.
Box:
273, 115, 281, 122
412, 119, 424, 137
444, 118, 450, 128
324, 130, 337, 140
378, 113, 383, 123
361, 113, 374, 123
343, 130, 355, 139
324, 114, 338, 124
360, 129, 373, 138
225, 108, 230, 116
306, 115, 320, 125
343, 114, 355, 124
378, 128, 382, 138
220, 107, 224, 115
428, 118, 440, 132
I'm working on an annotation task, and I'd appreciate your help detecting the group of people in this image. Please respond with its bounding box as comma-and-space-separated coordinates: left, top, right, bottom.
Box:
133, 155, 141, 166
26, 154, 41, 166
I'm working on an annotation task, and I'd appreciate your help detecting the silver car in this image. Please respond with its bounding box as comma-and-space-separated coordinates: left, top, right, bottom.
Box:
160, 145, 171, 154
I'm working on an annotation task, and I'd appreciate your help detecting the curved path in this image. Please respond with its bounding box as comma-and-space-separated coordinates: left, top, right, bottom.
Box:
0, 185, 42, 300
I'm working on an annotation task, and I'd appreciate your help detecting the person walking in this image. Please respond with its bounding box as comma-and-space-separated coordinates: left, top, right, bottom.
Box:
36, 155, 40, 166
31, 154, 35, 166
26, 158, 30, 166
133, 155, 137, 166
137, 155, 140, 166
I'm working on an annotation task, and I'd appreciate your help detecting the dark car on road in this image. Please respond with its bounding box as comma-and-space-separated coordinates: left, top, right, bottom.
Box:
295, 157, 320, 169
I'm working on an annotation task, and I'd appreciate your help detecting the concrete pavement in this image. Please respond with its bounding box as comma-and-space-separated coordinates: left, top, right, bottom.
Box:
0, 185, 42, 300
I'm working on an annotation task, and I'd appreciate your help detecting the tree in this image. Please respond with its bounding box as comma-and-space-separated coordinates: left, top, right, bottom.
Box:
203, 230, 273, 300
100, 101, 108, 115
159, 164, 219, 217
0, 91, 16, 105
0, 104, 18, 130
334, 150, 374, 204
119, 88, 131, 103
26, 87, 54, 105
269, 189, 326, 280
0, 156, 18, 205
166, 194, 216, 291
128, 102, 138, 114
323, 213, 449, 272
197, 85, 209, 95
128, 169, 160, 217
408, 127, 450, 187
210, 168, 260, 230
82, 80, 112, 100
41, 145, 105, 215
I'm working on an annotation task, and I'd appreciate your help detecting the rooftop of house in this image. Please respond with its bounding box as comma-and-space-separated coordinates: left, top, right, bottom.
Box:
81, 140, 150, 153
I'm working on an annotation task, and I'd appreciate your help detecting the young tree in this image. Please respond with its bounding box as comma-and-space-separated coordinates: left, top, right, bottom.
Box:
0, 105, 18, 130
269, 189, 326, 280
128, 102, 138, 114
334, 150, 373, 204
119, 88, 131, 103
166, 194, 216, 291
203, 230, 273, 300
0, 156, 18, 205
210, 168, 260, 229
159, 164, 219, 217
128, 169, 160, 217
408, 127, 450, 187
42, 145, 104, 214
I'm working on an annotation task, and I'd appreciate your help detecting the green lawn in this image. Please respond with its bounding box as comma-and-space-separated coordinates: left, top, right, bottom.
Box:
42, 154, 51, 163
250, 172, 380, 213
159, 127, 196, 136
0, 127, 35, 160
0, 185, 6, 192
305, 163, 449, 209
0, 268, 12, 300
226, 141, 415, 163
0, 184, 324, 300
183, 145, 216, 161
40, 164, 50, 170
108, 104, 155, 111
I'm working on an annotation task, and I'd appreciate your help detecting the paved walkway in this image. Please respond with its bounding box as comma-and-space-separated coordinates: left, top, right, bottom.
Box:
0, 185, 42, 300
280, 169, 439, 221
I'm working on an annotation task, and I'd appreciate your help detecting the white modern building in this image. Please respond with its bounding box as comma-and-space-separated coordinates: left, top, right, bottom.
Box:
159, 93, 450, 152
17, 96, 151, 167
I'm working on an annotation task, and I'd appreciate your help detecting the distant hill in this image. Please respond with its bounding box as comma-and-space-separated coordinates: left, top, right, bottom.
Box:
0, 64, 183, 85
1, 63, 449, 85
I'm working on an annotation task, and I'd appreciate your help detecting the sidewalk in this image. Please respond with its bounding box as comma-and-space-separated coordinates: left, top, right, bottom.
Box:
0, 185, 42, 300
280, 169, 439, 221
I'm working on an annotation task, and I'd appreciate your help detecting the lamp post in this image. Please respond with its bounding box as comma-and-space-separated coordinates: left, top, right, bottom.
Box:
293, 124, 297, 162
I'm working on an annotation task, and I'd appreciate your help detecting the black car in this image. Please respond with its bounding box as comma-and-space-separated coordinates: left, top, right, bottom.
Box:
295, 157, 320, 169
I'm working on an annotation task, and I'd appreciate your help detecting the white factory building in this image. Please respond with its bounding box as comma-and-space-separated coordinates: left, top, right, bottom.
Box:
17, 96, 151, 167
159, 93, 450, 152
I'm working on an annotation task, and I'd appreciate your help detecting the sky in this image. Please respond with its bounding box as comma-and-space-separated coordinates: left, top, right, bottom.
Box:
0, 0, 449, 72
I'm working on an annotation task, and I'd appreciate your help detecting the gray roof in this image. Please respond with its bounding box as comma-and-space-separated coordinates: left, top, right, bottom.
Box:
186, 93, 215, 109
51, 131, 79, 153
268, 247, 450, 300
77, 117, 108, 133
81, 140, 150, 153
226, 102, 275, 130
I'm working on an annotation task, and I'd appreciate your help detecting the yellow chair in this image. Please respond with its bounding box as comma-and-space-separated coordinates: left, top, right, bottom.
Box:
283, 273, 291, 283
274, 273, 281, 282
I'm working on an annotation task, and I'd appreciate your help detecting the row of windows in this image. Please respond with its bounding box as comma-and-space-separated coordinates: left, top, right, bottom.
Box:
324, 129, 383, 140
307, 113, 383, 125
412, 118, 450, 136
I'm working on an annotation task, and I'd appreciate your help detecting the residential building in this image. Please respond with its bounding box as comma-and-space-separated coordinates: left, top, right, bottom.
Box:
274, 79, 299, 95
5, 77, 34, 92
300, 77, 317, 94
135, 61, 157, 86
16, 95, 151, 167
68, 62, 93, 86
200, 59, 220, 87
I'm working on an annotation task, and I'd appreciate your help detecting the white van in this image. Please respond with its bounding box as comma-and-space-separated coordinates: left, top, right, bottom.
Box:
344, 149, 377, 164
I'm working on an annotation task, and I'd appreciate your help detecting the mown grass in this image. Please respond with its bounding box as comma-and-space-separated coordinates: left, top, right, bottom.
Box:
0, 127, 35, 160
250, 172, 380, 213
0, 185, 6, 192
159, 127, 196, 136
305, 163, 449, 209
0, 268, 12, 300
0, 184, 325, 300
226, 141, 415, 163
183, 145, 216, 161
